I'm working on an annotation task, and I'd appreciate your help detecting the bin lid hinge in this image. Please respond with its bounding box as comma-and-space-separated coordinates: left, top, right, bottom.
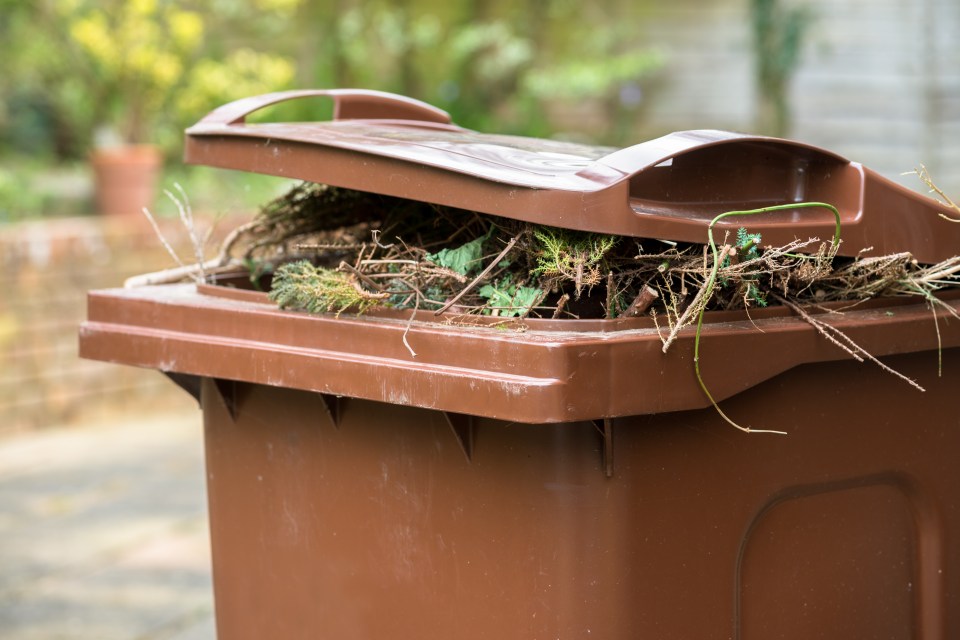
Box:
593, 418, 615, 478
319, 394, 347, 430
443, 412, 474, 463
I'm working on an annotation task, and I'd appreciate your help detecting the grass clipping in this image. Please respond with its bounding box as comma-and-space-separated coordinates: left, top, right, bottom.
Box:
160, 181, 960, 433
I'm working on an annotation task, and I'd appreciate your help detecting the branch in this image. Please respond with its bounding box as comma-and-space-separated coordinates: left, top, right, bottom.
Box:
433, 235, 520, 315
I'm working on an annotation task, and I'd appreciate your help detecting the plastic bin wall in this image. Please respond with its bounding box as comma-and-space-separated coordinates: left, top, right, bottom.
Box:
80, 281, 960, 639
198, 356, 958, 639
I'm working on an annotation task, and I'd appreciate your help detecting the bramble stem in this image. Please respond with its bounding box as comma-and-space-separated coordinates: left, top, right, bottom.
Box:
694, 201, 841, 434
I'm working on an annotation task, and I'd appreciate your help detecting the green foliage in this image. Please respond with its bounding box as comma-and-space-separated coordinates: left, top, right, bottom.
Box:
746, 283, 768, 307
323, 4, 661, 138
532, 227, 618, 295
426, 231, 491, 276
242, 258, 274, 291
719, 227, 766, 297
523, 50, 662, 100
478, 278, 542, 317
751, 0, 814, 136
268, 260, 386, 316
173, 49, 296, 135
0, 0, 297, 157
0, 165, 50, 222
64, 0, 205, 144
64, 0, 297, 145
736, 227, 762, 258
1, 0, 664, 161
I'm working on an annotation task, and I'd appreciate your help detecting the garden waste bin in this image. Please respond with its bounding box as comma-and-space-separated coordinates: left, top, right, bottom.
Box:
80, 89, 960, 639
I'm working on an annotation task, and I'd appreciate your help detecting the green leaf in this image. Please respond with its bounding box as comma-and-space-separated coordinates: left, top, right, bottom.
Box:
426, 233, 488, 275
479, 280, 542, 317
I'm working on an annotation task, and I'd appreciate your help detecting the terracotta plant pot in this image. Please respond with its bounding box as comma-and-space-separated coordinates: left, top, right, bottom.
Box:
90, 145, 163, 217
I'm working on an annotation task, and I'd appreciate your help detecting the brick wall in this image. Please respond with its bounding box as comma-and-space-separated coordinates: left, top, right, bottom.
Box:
0, 213, 250, 435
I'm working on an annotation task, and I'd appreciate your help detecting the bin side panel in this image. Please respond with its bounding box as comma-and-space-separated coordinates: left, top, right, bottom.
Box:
200, 349, 958, 639
739, 481, 915, 638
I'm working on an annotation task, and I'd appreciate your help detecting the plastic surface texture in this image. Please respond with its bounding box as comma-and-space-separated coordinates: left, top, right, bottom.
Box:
196, 356, 959, 639
185, 89, 960, 263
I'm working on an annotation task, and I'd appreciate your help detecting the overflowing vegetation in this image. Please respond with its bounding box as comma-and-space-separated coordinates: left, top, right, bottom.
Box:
133, 177, 960, 433
184, 183, 959, 332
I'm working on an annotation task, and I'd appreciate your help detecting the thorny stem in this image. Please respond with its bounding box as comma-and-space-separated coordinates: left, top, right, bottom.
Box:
694, 202, 842, 434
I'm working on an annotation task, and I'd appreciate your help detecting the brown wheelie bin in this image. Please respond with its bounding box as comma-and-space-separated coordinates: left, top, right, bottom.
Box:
80, 90, 960, 639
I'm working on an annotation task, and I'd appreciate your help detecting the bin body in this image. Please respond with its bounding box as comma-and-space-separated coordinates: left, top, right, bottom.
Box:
80, 89, 960, 639
199, 353, 958, 639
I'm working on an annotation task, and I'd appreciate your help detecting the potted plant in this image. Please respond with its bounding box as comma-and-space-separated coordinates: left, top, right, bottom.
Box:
65, 1, 201, 215
65, 0, 295, 216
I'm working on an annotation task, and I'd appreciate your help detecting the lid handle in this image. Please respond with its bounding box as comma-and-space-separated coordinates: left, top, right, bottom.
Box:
195, 89, 452, 126
591, 129, 848, 178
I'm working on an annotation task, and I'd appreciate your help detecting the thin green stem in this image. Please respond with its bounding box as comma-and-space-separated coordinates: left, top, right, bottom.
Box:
694, 202, 841, 434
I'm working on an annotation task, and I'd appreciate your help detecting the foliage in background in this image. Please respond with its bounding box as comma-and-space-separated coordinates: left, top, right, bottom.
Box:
0, 0, 297, 157
0, 0, 662, 220
308, 2, 662, 139
750, 0, 813, 136
65, 0, 296, 147
67, 0, 204, 144
0, 0, 662, 163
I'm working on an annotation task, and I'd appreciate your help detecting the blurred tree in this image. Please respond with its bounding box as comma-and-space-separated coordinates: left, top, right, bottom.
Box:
751, 0, 813, 136
0, 0, 92, 158
0, 0, 662, 160
64, 0, 297, 148
279, 0, 661, 141
0, 0, 298, 158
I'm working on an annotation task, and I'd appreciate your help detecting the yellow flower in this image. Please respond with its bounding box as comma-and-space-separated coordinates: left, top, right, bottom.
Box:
168, 10, 203, 50
253, 0, 302, 13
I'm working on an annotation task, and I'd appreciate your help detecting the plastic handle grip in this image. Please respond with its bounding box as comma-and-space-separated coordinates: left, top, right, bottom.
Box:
196, 89, 452, 126
590, 129, 848, 179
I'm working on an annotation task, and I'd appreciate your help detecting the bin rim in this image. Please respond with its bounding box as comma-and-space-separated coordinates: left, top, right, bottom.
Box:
80, 281, 960, 423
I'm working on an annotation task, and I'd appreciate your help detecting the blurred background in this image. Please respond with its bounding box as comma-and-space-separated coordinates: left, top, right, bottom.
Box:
0, 1, 956, 637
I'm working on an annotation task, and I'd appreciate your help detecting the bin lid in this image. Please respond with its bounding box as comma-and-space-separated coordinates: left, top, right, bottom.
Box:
185, 89, 960, 263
